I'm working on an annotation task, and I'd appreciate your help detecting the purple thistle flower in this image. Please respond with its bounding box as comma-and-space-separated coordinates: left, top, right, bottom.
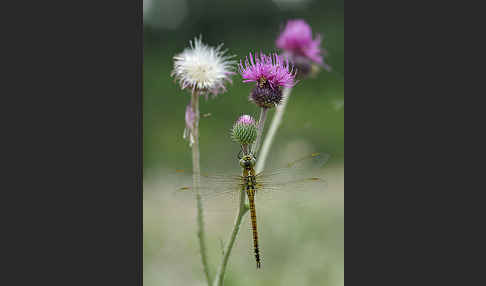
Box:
276, 19, 330, 75
239, 52, 296, 90
239, 52, 296, 108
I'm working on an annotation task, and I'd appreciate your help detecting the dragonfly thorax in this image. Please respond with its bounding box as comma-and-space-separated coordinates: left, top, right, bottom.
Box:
239, 155, 256, 170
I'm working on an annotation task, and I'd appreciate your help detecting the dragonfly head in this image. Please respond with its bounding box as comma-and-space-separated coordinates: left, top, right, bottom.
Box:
239, 155, 256, 169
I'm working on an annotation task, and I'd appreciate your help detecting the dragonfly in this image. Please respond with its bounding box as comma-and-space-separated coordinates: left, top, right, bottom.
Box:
175, 152, 330, 269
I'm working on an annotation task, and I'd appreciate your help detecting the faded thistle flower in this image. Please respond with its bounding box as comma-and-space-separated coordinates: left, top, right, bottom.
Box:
172, 36, 235, 145
276, 19, 330, 77
238, 52, 296, 108
231, 115, 258, 150
171, 36, 235, 97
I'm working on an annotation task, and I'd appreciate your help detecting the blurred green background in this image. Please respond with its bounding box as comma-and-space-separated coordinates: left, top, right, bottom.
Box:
143, 0, 344, 285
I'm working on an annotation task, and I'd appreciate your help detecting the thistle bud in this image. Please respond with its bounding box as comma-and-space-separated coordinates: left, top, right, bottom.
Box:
231, 115, 257, 145
183, 104, 196, 146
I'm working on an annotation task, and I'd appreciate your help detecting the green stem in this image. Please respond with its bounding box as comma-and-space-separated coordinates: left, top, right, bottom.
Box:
212, 187, 249, 286
252, 107, 269, 156
191, 90, 211, 285
255, 87, 292, 174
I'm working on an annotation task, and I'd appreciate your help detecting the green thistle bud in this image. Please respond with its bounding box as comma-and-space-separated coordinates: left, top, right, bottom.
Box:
231, 115, 257, 145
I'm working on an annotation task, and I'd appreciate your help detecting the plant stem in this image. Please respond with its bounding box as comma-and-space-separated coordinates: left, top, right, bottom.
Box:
255, 87, 292, 174
213, 187, 249, 286
241, 144, 249, 156
191, 90, 211, 285
252, 107, 269, 156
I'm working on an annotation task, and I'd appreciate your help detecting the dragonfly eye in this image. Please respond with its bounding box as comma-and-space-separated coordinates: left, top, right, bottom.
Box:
239, 157, 255, 168
239, 158, 247, 168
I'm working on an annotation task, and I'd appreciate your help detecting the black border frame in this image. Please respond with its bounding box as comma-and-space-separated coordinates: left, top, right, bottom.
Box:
137, 0, 143, 283
3, 0, 145, 284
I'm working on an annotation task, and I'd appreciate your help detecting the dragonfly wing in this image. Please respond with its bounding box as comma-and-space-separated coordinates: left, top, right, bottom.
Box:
172, 169, 244, 200
171, 169, 246, 217
256, 153, 330, 181
253, 152, 330, 198
257, 152, 329, 176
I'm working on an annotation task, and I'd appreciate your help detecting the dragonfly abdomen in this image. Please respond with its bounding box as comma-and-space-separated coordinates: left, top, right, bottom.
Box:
246, 185, 261, 269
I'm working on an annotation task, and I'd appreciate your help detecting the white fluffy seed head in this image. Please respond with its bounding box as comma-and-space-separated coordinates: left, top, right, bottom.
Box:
172, 36, 235, 96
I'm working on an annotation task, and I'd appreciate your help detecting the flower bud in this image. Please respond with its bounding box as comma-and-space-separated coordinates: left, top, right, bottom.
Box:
231, 115, 257, 145
183, 104, 196, 146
